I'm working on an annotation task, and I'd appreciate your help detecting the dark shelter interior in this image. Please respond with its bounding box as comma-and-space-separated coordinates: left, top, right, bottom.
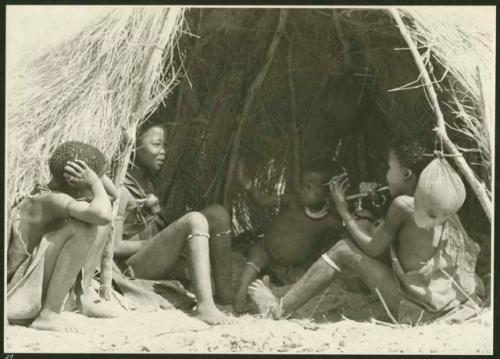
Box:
145, 9, 490, 278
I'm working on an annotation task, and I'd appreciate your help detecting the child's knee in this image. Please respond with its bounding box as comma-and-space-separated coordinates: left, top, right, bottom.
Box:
183, 211, 209, 233
202, 204, 231, 229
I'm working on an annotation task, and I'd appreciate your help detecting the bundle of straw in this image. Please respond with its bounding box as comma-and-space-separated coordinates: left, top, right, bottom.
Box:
399, 7, 494, 164
7, 7, 185, 209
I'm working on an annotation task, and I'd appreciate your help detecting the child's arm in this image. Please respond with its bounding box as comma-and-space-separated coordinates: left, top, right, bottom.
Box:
100, 174, 118, 202
238, 160, 282, 208
343, 197, 409, 256
330, 175, 408, 257
45, 160, 112, 225
112, 187, 146, 259
234, 241, 270, 312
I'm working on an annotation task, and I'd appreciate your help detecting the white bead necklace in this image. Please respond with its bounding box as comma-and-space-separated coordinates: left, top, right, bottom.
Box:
304, 204, 329, 220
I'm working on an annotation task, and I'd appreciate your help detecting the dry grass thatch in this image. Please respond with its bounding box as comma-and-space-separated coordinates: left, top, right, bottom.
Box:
6, 7, 493, 241
140, 8, 493, 238
7, 7, 185, 209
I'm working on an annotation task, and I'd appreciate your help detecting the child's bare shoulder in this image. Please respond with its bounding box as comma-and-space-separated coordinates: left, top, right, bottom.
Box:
387, 195, 414, 222
37, 191, 75, 214
391, 195, 414, 211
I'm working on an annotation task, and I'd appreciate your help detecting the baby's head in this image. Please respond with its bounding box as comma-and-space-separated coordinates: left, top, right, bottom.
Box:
299, 159, 344, 208
49, 141, 108, 191
134, 121, 166, 174
386, 135, 430, 197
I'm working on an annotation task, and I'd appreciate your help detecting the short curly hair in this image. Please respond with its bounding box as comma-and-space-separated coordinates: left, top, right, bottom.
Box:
49, 141, 108, 185
391, 135, 431, 177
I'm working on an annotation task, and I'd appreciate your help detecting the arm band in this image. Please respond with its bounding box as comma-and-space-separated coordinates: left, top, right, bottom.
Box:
213, 229, 232, 237
187, 233, 210, 241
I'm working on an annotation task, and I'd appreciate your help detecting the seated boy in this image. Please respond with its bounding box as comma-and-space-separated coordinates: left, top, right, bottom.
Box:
233, 159, 345, 313
7, 141, 116, 332
112, 122, 235, 325
248, 136, 484, 324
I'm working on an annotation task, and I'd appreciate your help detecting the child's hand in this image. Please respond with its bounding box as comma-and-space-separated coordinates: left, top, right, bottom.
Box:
237, 160, 252, 190
64, 160, 100, 188
329, 174, 350, 213
136, 194, 159, 208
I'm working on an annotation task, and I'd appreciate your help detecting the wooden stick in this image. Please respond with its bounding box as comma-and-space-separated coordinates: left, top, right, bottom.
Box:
222, 10, 288, 209
332, 10, 351, 68
159, 10, 205, 206
390, 9, 492, 223
287, 39, 301, 194
374, 287, 399, 325
100, 10, 181, 300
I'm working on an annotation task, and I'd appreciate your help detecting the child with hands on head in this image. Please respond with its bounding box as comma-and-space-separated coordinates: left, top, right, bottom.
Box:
7, 141, 118, 333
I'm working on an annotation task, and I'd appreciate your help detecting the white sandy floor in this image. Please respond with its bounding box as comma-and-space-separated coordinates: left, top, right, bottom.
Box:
5, 306, 492, 354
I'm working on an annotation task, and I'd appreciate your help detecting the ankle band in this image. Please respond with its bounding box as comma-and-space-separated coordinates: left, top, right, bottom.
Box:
321, 253, 342, 272
213, 229, 232, 237
187, 232, 210, 241
245, 261, 260, 272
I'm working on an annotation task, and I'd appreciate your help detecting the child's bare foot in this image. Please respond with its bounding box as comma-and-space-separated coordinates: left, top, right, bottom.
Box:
248, 276, 281, 318
196, 304, 237, 325
30, 309, 81, 333
78, 291, 126, 318
234, 289, 249, 314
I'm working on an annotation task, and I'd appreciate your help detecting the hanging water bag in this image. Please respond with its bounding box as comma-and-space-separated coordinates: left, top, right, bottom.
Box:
414, 152, 466, 228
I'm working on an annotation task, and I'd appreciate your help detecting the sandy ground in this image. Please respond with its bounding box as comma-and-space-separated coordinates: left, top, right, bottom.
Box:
5, 307, 492, 354
5, 252, 493, 354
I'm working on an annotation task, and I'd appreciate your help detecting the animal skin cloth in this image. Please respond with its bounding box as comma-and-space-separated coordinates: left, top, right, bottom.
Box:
390, 214, 483, 324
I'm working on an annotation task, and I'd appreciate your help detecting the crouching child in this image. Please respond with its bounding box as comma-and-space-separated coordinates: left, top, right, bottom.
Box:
6, 141, 117, 332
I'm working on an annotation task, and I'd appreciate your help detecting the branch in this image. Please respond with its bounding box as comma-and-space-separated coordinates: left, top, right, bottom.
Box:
390, 8, 492, 223
100, 10, 182, 299
287, 38, 301, 194
222, 9, 289, 208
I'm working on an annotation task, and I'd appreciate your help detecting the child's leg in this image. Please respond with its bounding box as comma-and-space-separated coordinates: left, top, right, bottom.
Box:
328, 239, 403, 313
249, 239, 402, 318
126, 212, 234, 325
234, 241, 270, 313
31, 220, 96, 332
200, 204, 234, 305
75, 225, 125, 318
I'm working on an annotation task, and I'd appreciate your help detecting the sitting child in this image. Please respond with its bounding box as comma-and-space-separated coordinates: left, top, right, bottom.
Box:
7, 141, 116, 332
233, 159, 345, 313
248, 136, 484, 324
112, 122, 235, 325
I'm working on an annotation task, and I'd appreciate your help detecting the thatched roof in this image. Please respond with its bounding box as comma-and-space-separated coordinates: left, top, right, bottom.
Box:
7, 7, 184, 206
7, 7, 493, 238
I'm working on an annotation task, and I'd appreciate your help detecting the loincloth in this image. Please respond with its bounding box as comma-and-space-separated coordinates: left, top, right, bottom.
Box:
112, 261, 195, 311
390, 215, 482, 324
7, 207, 50, 321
